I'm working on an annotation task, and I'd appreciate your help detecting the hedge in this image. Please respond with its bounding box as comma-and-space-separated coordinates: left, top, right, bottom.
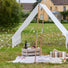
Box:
31, 20, 68, 23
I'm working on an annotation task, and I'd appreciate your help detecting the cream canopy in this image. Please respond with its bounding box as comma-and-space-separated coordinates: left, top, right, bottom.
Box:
12, 3, 68, 48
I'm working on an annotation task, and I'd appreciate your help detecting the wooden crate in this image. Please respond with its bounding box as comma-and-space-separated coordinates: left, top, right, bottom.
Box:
22, 47, 42, 56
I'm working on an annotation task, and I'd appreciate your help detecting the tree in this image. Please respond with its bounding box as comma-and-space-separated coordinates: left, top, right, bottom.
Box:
32, 0, 42, 9
0, 0, 22, 29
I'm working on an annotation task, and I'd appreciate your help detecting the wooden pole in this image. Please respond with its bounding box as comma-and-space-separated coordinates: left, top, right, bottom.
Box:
40, 8, 44, 56
35, 5, 39, 62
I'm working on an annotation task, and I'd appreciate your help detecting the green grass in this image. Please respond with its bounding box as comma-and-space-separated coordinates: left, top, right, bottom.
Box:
0, 23, 68, 68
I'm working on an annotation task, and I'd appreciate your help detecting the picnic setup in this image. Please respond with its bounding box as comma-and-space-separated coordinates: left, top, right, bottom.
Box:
9, 2, 68, 64
1, 0, 68, 68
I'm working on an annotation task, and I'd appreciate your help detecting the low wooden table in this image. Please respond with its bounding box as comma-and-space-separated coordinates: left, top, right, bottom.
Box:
22, 47, 42, 56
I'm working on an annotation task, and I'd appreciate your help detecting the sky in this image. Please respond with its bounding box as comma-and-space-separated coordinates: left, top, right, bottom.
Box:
16, 0, 37, 3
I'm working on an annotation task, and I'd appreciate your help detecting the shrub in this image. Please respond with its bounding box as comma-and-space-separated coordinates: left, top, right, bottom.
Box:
39, 20, 53, 23
0, 0, 22, 29
60, 11, 68, 16
31, 20, 37, 23
21, 12, 30, 18
61, 20, 68, 23
31, 20, 54, 23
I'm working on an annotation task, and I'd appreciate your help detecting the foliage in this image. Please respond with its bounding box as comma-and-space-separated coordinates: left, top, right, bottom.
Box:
32, 0, 42, 10
60, 11, 68, 16
61, 20, 68, 23
21, 12, 30, 21
31, 20, 68, 23
66, 59, 68, 62
31, 20, 54, 23
31, 20, 37, 23
21, 12, 30, 18
32, 1, 38, 9
39, 20, 53, 23
0, 0, 22, 29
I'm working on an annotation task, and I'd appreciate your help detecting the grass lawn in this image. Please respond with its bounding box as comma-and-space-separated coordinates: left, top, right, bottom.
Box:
0, 23, 68, 68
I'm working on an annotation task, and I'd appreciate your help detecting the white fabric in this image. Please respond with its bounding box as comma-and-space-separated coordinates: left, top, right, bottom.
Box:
40, 3, 68, 48
8, 55, 62, 63
12, 3, 68, 48
12, 33, 21, 48
12, 5, 38, 48
40, 4, 67, 37
66, 31, 68, 48
17, 0, 37, 3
